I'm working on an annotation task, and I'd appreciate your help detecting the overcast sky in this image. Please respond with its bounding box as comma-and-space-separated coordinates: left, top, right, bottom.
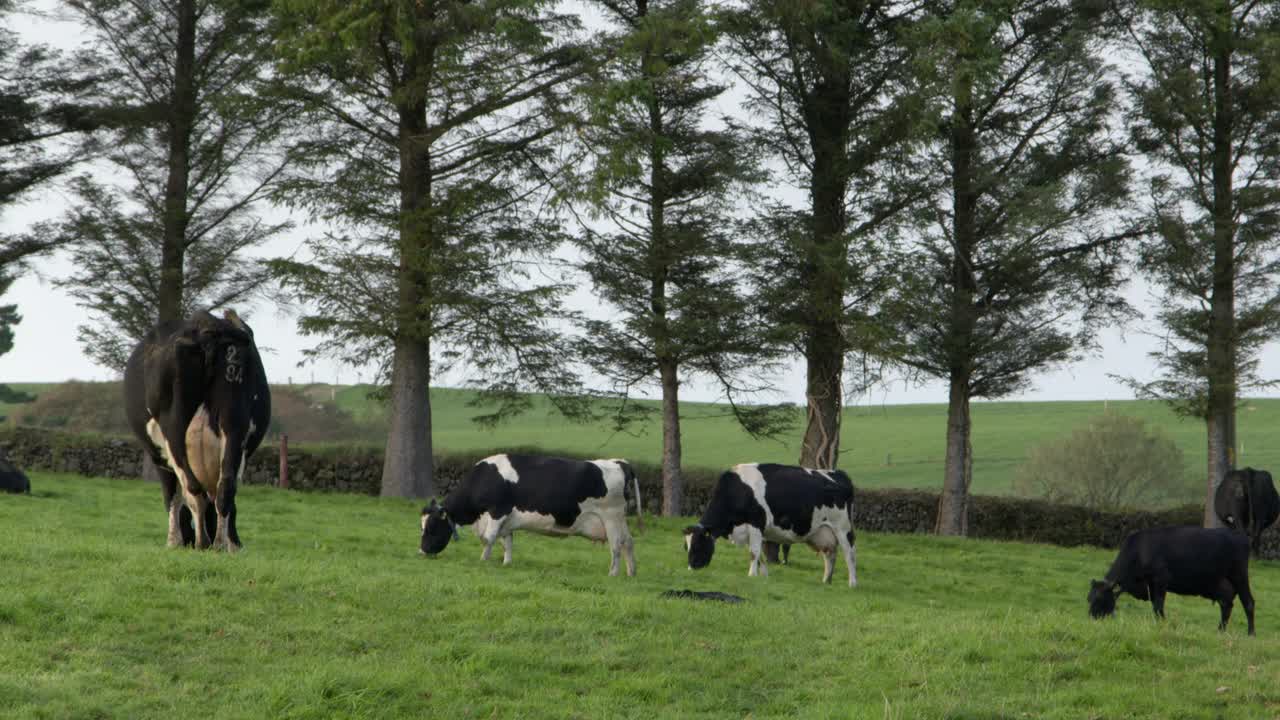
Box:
4, 2, 1277, 407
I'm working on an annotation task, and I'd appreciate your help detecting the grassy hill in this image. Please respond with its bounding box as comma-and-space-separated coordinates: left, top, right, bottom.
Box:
1, 473, 1277, 718
9, 381, 1280, 501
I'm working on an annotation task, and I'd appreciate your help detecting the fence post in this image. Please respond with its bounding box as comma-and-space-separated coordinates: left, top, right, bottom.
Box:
278, 434, 289, 489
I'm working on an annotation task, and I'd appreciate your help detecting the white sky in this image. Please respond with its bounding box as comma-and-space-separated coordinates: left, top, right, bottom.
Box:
3, 1, 1276, 407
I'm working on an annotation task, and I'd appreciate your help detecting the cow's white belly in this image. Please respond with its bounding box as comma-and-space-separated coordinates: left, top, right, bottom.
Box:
764, 505, 848, 551
481, 507, 610, 542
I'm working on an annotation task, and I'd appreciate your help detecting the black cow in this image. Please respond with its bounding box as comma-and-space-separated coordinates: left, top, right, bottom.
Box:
1214, 467, 1280, 555
1088, 526, 1255, 635
124, 310, 270, 551
684, 463, 856, 586
0, 455, 29, 494
420, 453, 640, 576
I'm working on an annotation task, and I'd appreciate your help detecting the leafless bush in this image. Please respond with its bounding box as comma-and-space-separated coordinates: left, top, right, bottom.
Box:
1014, 413, 1190, 511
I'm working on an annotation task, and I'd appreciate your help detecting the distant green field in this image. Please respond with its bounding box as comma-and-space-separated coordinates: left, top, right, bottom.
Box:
2, 473, 1278, 718
334, 385, 1280, 498
9, 381, 1279, 500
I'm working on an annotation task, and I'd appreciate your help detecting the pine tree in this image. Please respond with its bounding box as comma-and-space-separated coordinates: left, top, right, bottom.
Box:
720, 0, 923, 469
54, 0, 291, 370
269, 0, 589, 498
1, 0, 108, 401
572, 0, 790, 515
1113, 0, 1280, 527
887, 0, 1139, 535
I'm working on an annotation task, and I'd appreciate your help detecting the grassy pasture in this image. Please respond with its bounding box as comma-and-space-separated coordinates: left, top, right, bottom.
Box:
3, 473, 1280, 718
338, 386, 1280, 500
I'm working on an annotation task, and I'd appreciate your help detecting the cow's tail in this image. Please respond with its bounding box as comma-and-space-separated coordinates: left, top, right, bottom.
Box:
1247, 470, 1258, 556
633, 470, 644, 531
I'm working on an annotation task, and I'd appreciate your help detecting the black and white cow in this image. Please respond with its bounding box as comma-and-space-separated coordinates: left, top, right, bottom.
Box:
420, 453, 641, 576
124, 310, 270, 551
1088, 526, 1256, 635
0, 455, 29, 494
684, 463, 856, 586
1215, 467, 1280, 555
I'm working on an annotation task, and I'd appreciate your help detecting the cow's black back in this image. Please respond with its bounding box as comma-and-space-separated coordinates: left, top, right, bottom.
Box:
1215, 468, 1280, 552
445, 454, 610, 527
757, 464, 853, 537
0, 455, 29, 494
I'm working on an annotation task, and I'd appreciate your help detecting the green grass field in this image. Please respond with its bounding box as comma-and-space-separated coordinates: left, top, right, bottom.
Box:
335, 386, 1280, 499
3, 473, 1279, 718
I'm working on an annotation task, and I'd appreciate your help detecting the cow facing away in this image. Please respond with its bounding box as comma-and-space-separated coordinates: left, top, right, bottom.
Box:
124, 310, 270, 551
420, 454, 640, 576
684, 463, 856, 586
1214, 467, 1280, 555
1088, 526, 1255, 635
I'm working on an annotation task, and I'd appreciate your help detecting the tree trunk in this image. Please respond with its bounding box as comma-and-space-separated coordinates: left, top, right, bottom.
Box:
800, 338, 843, 469
381, 38, 436, 499
641, 19, 682, 514
1204, 27, 1236, 527
158, 0, 197, 324
937, 75, 978, 536
798, 96, 850, 470
659, 361, 682, 516
938, 377, 972, 536
381, 336, 434, 498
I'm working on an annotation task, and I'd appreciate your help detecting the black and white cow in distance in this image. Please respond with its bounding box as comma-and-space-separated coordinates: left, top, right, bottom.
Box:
1214, 467, 1280, 555
124, 310, 270, 551
420, 453, 640, 576
685, 463, 856, 586
1088, 526, 1256, 635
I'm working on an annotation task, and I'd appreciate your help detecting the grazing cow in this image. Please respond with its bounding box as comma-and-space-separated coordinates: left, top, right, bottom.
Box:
0, 455, 29, 494
684, 463, 856, 586
419, 453, 641, 576
1214, 467, 1280, 555
1088, 526, 1255, 635
124, 310, 270, 551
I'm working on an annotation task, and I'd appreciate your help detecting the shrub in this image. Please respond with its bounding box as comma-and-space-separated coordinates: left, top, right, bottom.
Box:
1014, 413, 1190, 511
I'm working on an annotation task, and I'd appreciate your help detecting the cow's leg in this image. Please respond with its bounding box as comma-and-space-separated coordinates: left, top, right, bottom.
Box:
747, 528, 767, 577
1219, 592, 1236, 632
167, 492, 187, 548
156, 462, 190, 548
501, 533, 513, 566
623, 534, 636, 577
214, 447, 245, 553
781, 543, 791, 565
1237, 576, 1257, 636
821, 549, 835, 584
1149, 579, 1167, 619
479, 514, 502, 562
186, 489, 213, 549
839, 530, 857, 587
604, 517, 624, 577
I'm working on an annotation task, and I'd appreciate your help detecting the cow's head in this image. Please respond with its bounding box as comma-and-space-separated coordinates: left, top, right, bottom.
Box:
1087, 579, 1118, 619
684, 524, 715, 569
420, 500, 459, 556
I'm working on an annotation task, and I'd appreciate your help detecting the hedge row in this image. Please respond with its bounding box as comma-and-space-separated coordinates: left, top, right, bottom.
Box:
3, 426, 1275, 558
